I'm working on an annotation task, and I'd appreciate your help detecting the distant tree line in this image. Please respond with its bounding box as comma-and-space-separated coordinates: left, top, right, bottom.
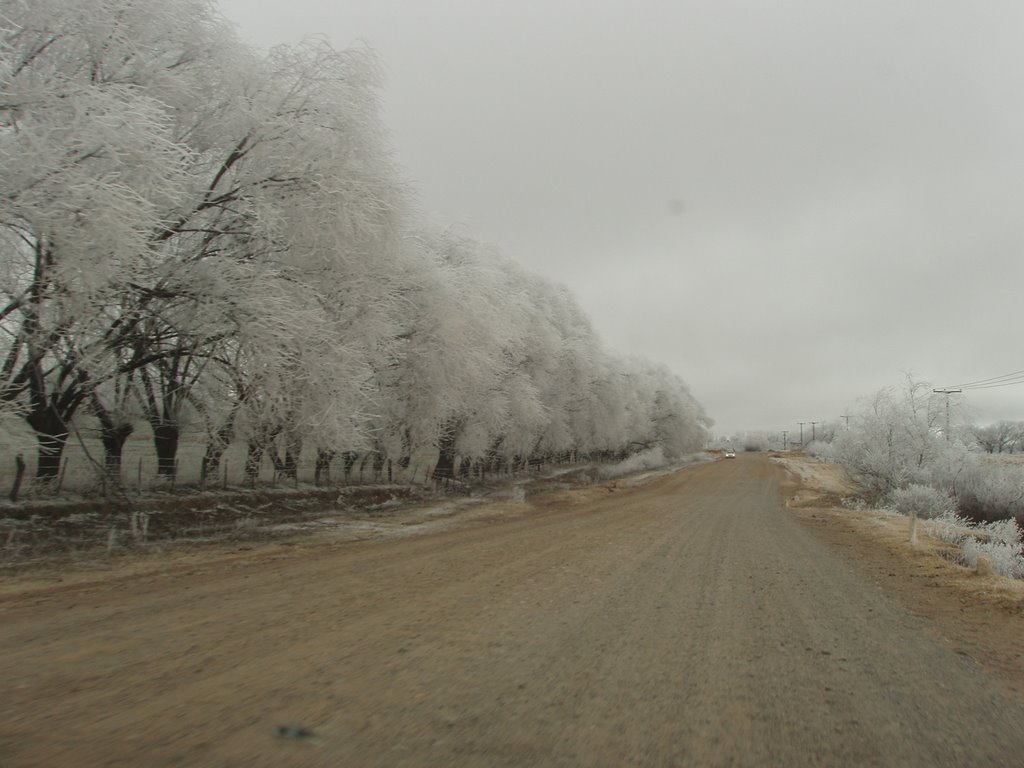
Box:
0, 0, 711, 489
971, 421, 1024, 454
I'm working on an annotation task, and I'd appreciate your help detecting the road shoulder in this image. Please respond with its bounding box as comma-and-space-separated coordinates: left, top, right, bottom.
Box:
775, 454, 1024, 697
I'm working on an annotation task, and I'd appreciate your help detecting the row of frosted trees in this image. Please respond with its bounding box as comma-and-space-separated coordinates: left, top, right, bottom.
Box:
0, 0, 710, 490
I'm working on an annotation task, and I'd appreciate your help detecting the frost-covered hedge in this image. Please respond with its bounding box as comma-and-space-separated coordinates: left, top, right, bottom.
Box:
928, 512, 1024, 579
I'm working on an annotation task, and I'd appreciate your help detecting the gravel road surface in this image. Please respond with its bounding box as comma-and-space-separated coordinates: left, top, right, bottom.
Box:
3, 454, 1024, 766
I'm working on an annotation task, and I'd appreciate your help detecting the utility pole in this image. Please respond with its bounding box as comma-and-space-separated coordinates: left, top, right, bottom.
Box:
810, 421, 819, 442
798, 422, 805, 446
840, 412, 850, 429
932, 388, 962, 441
781, 430, 788, 451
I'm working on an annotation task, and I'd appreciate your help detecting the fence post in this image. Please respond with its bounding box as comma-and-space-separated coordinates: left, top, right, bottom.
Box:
55, 458, 68, 495
9, 454, 25, 503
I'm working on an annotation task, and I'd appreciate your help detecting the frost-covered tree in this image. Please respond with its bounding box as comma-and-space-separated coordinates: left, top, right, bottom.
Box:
0, 0, 207, 478
1, 0, 711, 492
367, 229, 529, 480
572, 352, 650, 460
646, 364, 709, 459
173, 39, 406, 480
835, 376, 966, 500
504, 274, 591, 463
1, 0, 407, 482
972, 421, 1023, 454
364, 225, 711, 479
583, 356, 708, 461
134, 36, 405, 476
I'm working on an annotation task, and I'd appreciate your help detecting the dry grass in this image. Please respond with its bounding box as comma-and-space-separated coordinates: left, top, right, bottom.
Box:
775, 453, 1024, 606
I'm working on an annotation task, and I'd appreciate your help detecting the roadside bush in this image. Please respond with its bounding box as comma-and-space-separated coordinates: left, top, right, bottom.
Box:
927, 511, 1024, 579
598, 447, 667, 479
806, 441, 837, 461
955, 458, 1024, 527
960, 521, 1024, 579
928, 511, 972, 546
889, 483, 955, 520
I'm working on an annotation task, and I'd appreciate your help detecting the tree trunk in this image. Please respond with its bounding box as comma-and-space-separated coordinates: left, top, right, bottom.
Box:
283, 447, 299, 480
245, 441, 265, 483
397, 429, 412, 469
9, 454, 26, 502
151, 421, 179, 478
26, 405, 69, 482
314, 449, 336, 486
433, 431, 457, 481
342, 451, 358, 481
201, 426, 233, 484
271, 432, 301, 481
99, 422, 134, 488
90, 391, 134, 489
484, 436, 505, 475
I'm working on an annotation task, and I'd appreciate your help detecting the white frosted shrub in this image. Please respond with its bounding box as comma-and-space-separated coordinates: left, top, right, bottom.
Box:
981, 517, 1024, 546
960, 534, 1024, 579
928, 511, 971, 545
889, 483, 955, 520
930, 514, 1024, 579
599, 447, 667, 479
806, 440, 837, 461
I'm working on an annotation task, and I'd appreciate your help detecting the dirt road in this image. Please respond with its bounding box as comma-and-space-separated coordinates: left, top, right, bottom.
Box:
3, 455, 1024, 767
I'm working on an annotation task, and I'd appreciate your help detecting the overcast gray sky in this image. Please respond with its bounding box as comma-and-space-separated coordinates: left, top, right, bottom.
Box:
218, 0, 1024, 437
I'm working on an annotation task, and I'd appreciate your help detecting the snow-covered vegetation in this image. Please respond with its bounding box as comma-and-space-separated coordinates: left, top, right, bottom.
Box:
926, 512, 1024, 579
0, 0, 711, 492
819, 376, 1024, 578
889, 483, 955, 520
598, 447, 667, 479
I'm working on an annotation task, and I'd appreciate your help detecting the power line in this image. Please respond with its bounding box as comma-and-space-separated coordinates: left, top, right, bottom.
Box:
944, 368, 1024, 390
949, 369, 1024, 387
957, 378, 1024, 391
